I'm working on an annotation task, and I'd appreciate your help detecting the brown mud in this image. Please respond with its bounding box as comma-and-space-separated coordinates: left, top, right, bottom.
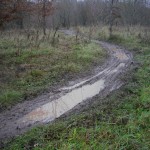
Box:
0, 30, 133, 145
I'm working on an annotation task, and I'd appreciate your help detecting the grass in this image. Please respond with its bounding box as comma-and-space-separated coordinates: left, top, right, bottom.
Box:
79, 25, 150, 44
2, 26, 150, 149
0, 30, 106, 110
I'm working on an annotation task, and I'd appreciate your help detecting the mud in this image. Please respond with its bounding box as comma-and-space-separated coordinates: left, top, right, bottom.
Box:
0, 30, 133, 144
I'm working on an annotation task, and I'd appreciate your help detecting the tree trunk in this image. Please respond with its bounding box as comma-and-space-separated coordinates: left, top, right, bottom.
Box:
109, 0, 114, 37
43, 0, 46, 35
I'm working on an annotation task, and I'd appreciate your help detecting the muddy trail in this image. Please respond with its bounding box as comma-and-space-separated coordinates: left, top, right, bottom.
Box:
0, 30, 133, 145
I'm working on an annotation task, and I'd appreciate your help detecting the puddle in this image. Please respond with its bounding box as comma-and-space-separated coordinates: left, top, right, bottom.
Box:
19, 79, 105, 125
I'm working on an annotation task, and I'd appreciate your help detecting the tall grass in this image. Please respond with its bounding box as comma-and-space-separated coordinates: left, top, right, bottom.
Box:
79, 25, 150, 45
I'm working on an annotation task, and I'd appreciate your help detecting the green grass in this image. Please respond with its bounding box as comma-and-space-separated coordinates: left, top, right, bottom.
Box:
0, 90, 23, 107
0, 31, 106, 110
3, 26, 150, 150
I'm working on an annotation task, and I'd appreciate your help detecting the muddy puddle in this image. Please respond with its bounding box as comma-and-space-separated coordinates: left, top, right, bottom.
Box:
19, 79, 105, 125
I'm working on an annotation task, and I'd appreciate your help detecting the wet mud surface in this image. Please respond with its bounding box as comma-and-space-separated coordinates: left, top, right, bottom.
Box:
0, 30, 133, 144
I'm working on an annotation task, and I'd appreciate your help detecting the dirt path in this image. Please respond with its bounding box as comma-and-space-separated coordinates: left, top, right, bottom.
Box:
0, 30, 133, 144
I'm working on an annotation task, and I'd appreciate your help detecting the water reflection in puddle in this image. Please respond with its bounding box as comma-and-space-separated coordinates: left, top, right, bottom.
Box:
19, 79, 105, 125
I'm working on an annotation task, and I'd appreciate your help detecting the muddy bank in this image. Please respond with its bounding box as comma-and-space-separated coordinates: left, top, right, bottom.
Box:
0, 31, 133, 145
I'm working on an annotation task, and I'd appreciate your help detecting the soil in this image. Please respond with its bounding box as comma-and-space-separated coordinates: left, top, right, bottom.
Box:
0, 30, 133, 146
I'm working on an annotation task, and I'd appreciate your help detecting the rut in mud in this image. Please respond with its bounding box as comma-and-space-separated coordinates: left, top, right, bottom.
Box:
0, 31, 133, 143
